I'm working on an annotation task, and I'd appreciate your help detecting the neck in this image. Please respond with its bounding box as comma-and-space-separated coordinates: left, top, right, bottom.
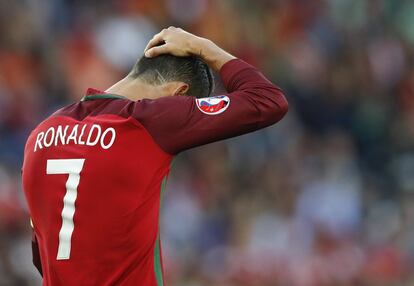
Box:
105, 77, 165, 101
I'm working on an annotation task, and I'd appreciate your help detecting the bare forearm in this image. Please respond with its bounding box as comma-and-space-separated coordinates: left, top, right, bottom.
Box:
191, 38, 236, 71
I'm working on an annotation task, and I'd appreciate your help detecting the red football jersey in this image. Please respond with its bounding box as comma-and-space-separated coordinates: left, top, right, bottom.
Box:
22, 59, 288, 286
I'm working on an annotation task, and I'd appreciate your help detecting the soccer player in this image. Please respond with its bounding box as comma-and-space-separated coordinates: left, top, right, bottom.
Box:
22, 27, 288, 285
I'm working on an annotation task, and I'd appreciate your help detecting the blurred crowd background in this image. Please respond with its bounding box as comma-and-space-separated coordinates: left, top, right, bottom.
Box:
1, 0, 414, 285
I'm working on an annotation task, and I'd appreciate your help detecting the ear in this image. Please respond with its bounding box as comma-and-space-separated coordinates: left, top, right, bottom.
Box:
173, 82, 189, 96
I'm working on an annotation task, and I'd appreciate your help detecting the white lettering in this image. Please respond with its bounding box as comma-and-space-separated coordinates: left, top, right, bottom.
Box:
78, 125, 87, 145
55, 125, 69, 146
34, 132, 44, 152
86, 124, 101, 146
32, 124, 116, 151
101, 128, 116, 149
66, 125, 79, 145
44, 127, 55, 147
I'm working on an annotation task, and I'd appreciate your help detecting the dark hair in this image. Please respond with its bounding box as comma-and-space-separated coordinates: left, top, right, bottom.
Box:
129, 54, 214, 98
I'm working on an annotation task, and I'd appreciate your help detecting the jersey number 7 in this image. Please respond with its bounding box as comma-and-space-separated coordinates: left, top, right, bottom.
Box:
46, 159, 85, 260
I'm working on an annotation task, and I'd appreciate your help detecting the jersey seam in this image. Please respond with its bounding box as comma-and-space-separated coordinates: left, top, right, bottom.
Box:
127, 116, 177, 157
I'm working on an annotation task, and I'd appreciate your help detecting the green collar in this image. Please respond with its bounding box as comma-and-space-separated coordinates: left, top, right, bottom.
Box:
81, 94, 126, 101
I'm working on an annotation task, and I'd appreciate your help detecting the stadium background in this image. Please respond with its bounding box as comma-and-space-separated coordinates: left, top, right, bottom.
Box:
1, 0, 414, 285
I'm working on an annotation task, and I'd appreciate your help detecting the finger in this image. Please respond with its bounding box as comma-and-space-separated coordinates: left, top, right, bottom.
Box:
144, 35, 165, 53
145, 43, 172, 58
144, 29, 168, 52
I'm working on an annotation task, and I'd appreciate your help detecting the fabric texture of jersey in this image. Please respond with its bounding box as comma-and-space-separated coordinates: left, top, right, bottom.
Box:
22, 59, 288, 286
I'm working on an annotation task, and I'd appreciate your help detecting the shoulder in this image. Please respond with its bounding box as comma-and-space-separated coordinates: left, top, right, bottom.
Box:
131, 95, 195, 121
48, 96, 196, 124
51, 99, 136, 121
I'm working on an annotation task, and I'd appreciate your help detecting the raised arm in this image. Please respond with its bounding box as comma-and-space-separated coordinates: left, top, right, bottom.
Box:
134, 28, 288, 154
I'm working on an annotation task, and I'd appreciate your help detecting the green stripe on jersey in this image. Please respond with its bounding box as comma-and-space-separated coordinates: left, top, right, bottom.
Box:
81, 94, 126, 101
154, 176, 168, 286
154, 236, 163, 286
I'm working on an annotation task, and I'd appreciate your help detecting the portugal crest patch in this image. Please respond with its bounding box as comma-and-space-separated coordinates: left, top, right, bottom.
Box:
195, 95, 230, 115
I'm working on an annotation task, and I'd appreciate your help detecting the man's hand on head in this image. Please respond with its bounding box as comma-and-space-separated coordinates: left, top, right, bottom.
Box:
144, 27, 236, 71
144, 27, 200, 58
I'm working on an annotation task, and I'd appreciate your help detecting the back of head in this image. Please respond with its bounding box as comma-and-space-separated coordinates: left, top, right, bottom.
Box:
129, 54, 214, 98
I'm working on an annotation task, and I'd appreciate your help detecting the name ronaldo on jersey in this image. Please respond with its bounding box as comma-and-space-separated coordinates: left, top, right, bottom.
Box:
34, 124, 116, 152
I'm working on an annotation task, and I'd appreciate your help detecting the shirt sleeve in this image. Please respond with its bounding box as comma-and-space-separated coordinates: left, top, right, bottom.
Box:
132, 59, 288, 155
